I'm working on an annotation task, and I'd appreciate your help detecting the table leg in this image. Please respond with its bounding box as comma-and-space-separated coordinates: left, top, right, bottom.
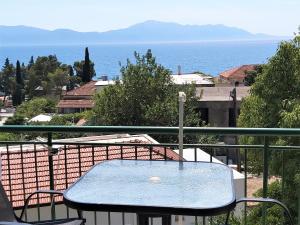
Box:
137, 214, 149, 225
162, 215, 171, 225
137, 214, 171, 225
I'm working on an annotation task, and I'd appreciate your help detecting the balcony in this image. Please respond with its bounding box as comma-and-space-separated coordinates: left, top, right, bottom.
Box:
0, 125, 299, 225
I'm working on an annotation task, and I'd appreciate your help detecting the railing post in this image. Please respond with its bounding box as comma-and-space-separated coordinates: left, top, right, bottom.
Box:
262, 136, 269, 225
178, 92, 186, 161
298, 189, 300, 225
244, 148, 248, 225
47, 132, 55, 220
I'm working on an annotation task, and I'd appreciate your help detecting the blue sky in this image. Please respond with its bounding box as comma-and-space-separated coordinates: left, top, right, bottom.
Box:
0, 0, 299, 36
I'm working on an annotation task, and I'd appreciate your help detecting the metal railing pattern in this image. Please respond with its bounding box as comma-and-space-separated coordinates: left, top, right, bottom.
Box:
0, 125, 299, 225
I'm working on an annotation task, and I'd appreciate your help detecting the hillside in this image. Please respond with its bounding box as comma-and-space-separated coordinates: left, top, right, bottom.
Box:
0, 20, 278, 45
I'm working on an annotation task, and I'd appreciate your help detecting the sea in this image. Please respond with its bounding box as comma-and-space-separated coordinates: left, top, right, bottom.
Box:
0, 40, 282, 79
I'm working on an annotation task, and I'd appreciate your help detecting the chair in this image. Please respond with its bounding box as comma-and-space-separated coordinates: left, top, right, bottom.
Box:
0, 182, 85, 225
236, 198, 294, 225
222, 197, 294, 225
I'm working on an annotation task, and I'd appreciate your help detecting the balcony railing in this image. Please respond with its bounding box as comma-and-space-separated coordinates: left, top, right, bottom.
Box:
1, 125, 300, 225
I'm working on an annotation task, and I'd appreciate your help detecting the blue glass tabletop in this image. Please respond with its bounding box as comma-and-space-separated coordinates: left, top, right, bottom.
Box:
63, 160, 236, 216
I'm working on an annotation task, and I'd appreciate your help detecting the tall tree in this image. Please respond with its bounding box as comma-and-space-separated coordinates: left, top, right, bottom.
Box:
238, 33, 300, 221
12, 60, 24, 106
73, 60, 95, 83
16, 61, 24, 87
0, 58, 15, 103
82, 47, 93, 83
28, 56, 34, 70
67, 65, 76, 91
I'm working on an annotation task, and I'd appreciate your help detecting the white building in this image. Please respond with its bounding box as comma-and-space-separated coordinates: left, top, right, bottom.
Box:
171, 74, 214, 87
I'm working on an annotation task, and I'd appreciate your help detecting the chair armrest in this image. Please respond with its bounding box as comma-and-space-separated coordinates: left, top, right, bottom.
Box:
236, 197, 294, 225
19, 190, 64, 221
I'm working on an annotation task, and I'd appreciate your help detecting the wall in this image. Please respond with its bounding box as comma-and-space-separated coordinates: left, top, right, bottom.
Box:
198, 101, 242, 127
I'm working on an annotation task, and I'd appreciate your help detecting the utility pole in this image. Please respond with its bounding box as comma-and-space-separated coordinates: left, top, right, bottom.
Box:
230, 83, 241, 171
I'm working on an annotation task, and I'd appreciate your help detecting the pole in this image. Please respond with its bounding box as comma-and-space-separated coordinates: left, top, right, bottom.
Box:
178, 92, 186, 161
178, 92, 186, 225
230, 86, 241, 171
262, 136, 269, 225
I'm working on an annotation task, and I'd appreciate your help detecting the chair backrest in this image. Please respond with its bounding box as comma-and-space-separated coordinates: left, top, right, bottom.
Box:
0, 181, 16, 221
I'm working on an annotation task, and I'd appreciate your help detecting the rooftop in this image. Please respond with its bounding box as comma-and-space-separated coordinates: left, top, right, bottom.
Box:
0, 134, 180, 207
57, 99, 94, 109
197, 86, 250, 101
65, 81, 97, 96
28, 114, 52, 123
171, 73, 214, 86
95, 80, 116, 86
219, 65, 257, 80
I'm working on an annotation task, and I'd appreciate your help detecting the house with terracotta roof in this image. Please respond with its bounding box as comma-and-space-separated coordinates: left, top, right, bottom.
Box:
218, 64, 258, 85
57, 81, 97, 113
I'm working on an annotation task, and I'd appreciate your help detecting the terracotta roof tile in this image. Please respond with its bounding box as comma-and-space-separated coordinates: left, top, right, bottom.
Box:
219, 65, 257, 80
57, 99, 94, 109
1, 144, 180, 208
64, 81, 97, 96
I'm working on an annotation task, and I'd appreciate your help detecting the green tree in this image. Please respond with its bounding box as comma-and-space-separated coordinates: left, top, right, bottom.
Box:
82, 47, 92, 83
74, 48, 95, 83
244, 65, 263, 86
28, 56, 34, 70
15, 97, 57, 119
246, 181, 285, 225
0, 132, 19, 141
67, 65, 77, 91
90, 50, 202, 140
238, 32, 300, 220
12, 60, 24, 106
46, 66, 69, 96
0, 58, 15, 103
15, 61, 24, 87
26, 55, 61, 98
4, 114, 26, 125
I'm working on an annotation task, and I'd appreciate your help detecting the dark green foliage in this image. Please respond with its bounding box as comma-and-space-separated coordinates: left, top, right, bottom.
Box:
48, 113, 84, 125
28, 56, 34, 69
246, 181, 287, 225
26, 55, 62, 97
74, 48, 95, 84
244, 65, 263, 86
4, 114, 26, 125
12, 60, 24, 106
0, 132, 19, 141
15, 60, 23, 87
82, 47, 92, 83
16, 97, 57, 119
238, 33, 300, 221
12, 85, 23, 106
67, 65, 76, 91
0, 52, 95, 102
90, 50, 202, 142
0, 58, 15, 101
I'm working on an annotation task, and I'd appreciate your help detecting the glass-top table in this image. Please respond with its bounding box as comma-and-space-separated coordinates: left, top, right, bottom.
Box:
63, 159, 236, 218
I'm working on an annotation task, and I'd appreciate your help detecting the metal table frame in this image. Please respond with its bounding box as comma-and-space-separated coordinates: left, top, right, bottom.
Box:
63, 159, 237, 225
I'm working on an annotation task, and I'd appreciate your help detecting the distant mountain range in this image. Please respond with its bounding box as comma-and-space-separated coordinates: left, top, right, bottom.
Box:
0, 20, 284, 46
